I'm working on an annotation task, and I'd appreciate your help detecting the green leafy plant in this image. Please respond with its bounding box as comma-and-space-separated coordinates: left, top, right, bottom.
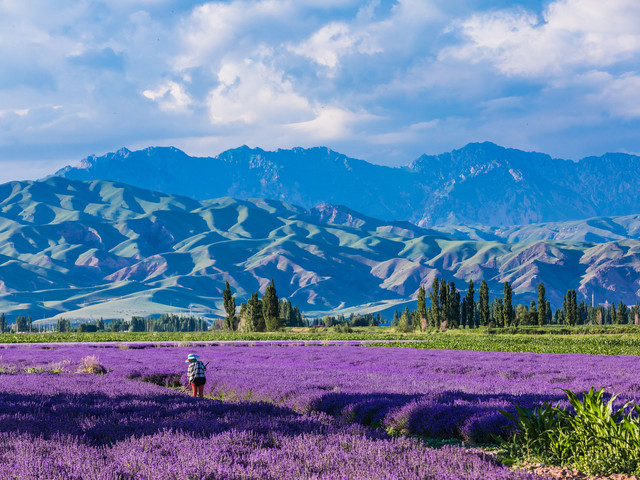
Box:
500, 387, 640, 475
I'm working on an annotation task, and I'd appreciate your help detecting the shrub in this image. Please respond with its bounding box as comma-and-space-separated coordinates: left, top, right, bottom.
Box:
77, 355, 107, 374
500, 387, 640, 475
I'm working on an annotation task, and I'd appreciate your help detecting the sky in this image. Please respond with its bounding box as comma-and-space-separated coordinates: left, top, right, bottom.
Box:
1, 0, 640, 182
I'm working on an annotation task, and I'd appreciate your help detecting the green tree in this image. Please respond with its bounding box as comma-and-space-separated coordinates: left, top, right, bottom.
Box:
479, 280, 490, 326
56, 318, 70, 332
263, 279, 281, 331
244, 293, 265, 332
0, 313, 5, 334
503, 281, 514, 327
439, 278, 448, 326
416, 285, 427, 331
451, 287, 460, 328
537, 283, 547, 327
515, 304, 529, 326
15, 316, 27, 332
223, 281, 238, 330
617, 301, 629, 325
492, 297, 504, 327
528, 300, 538, 325
429, 279, 440, 328
465, 280, 475, 329
396, 309, 414, 333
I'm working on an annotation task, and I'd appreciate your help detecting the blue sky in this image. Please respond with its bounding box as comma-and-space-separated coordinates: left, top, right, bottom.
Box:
1, 0, 640, 182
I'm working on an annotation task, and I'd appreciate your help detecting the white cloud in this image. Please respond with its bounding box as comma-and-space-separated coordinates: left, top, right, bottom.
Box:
444, 0, 640, 77
286, 107, 376, 141
288, 22, 380, 73
143, 81, 192, 112
173, 0, 294, 72
207, 59, 312, 124
581, 71, 640, 119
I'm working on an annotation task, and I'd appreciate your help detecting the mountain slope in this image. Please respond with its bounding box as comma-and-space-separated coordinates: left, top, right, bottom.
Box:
2, 178, 640, 322
54, 143, 640, 226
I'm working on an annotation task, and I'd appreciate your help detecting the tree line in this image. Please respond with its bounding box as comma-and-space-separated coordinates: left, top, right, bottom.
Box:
392, 278, 640, 331
52, 314, 209, 333
223, 279, 305, 332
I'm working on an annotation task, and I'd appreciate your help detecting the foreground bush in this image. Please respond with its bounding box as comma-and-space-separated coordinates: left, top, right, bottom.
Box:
501, 387, 640, 475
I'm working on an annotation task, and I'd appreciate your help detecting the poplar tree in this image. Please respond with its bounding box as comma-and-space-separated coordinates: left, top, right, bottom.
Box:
461, 298, 467, 328
223, 281, 237, 330
503, 281, 514, 327
571, 290, 578, 326
479, 280, 490, 326
465, 280, 475, 329
537, 283, 547, 327
493, 297, 504, 327
451, 285, 460, 328
429, 279, 440, 328
617, 301, 629, 324
439, 278, 448, 326
416, 286, 427, 331
263, 279, 281, 331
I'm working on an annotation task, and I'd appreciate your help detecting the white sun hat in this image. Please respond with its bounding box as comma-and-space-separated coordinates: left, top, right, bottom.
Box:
185, 354, 199, 363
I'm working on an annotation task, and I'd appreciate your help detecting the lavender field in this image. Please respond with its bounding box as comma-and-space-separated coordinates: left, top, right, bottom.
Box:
2, 343, 637, 479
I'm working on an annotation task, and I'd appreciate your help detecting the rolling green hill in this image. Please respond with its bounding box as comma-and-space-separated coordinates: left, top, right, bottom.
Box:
1, 178, 639, 323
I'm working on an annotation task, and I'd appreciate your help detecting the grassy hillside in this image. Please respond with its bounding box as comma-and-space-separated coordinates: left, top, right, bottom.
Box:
1, 178, 640, 322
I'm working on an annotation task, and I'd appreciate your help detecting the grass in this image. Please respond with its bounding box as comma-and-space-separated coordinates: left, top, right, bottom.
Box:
4, 326, 640, 355
375, 330, 640, 355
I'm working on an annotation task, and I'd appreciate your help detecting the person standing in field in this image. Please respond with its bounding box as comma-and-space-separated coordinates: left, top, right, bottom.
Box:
186, 354, 207, 398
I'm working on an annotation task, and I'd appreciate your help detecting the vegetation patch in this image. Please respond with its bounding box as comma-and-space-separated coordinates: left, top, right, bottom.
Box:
500, 388, 640, 476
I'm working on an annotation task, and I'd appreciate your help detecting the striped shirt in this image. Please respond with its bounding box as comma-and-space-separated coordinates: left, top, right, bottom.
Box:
187, 360, 206, 383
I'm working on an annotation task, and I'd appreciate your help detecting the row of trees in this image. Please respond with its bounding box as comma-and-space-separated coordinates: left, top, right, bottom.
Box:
393, 279, 640, 331
223, 280, 305, 332
310, 312, 383, 328
54, 315, 208, 333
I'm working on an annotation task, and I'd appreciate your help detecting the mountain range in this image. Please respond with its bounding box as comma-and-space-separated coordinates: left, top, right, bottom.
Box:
55, 142, 640, 227
1, 177, 640, 322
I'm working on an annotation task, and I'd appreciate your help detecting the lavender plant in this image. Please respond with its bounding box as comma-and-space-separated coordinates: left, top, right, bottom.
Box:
0, 369, 543, 479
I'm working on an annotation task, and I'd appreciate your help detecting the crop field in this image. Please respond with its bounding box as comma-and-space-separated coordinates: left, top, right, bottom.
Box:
5, 327, 640, 356
2, 343, 639, 478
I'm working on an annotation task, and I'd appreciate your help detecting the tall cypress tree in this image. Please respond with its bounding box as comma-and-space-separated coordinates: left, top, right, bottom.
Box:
263, 279, 281, 331
0, 313, 5, 334
429, 279, 440, 328
571, 289, 578, 326
493, 297, 504, 327
461, 298, 467, 328
465, 280, 475, 329
439, 278, 448, 327
617, 301, 629, 324
446, 282, 458, 328
537, 283, 547, 327
416, 286, 427, 331
503, 281, 514, 327
223, 281, 237, 331
479, 280, 490, 326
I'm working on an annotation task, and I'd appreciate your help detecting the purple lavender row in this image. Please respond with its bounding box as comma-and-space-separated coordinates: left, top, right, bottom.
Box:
2, 343, 637, 441
0, 372, 545, 479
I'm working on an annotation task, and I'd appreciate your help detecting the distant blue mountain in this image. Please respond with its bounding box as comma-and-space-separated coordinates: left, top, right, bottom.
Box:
54, 142, 640, 226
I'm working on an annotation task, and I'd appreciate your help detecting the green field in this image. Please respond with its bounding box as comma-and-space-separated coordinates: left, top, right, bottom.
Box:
3, 326, 640, 356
